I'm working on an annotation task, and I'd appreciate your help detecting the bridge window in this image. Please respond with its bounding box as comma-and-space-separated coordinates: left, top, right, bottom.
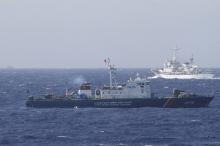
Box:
127, 86, 136, 88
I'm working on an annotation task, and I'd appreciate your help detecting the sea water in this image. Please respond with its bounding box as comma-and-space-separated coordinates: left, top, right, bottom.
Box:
0, 68, 220, 146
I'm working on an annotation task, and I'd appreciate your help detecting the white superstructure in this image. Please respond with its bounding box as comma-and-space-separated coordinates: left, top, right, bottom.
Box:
96, 59, 151, 99
152, 49, 214, 79
79, 59, 152, 99
95, 75, 151, 99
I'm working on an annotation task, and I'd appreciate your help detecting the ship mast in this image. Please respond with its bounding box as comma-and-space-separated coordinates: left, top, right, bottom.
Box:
190, 54, 194, 64
171, 47, 179, 62
105, 58, 117, 89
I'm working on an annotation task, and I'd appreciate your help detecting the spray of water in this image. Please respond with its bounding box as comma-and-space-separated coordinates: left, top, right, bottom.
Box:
73, 76, 87, 85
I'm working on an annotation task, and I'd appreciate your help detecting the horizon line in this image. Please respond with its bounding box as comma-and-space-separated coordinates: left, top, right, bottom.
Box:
0, 67, 219, 70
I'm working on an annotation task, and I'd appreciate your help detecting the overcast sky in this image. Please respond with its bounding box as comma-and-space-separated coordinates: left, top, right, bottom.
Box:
0, 0, 219, 68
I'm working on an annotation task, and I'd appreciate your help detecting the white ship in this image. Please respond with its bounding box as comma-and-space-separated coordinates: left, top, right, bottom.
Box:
151, 49, 214, 79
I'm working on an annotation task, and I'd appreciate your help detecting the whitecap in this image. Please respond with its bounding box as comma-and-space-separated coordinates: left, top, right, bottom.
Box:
0, 91, 7, 94
191, 119, 200, 122
57, 135, 72, 139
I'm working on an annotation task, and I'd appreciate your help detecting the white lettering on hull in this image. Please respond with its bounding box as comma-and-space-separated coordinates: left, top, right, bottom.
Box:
94, 101, 132, 107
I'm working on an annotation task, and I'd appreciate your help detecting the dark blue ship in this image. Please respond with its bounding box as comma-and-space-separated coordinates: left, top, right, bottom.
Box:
26, 59, 214, 108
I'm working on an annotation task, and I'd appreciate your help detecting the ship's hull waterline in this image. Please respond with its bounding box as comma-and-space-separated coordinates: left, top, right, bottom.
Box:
26, 96, 214, 108
153, 73, 214, 79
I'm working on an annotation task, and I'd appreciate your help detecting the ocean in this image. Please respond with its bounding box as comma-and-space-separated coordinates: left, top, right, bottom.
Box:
0, 68, 220, 146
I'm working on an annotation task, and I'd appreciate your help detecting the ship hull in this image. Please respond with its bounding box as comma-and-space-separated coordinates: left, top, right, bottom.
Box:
153, 73, 214, 79
26, 96, 214, 108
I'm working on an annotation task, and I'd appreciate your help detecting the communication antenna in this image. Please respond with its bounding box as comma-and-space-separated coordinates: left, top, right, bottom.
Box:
26, 83, 32, 97
104, 58, 117, 89
190, 54, 194, 64
171, 46, 180, 61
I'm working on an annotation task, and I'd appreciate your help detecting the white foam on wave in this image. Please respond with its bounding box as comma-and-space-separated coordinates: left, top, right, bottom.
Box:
0, 91, 7, 94
57, 135, 72, 139
191, 119, 201, 122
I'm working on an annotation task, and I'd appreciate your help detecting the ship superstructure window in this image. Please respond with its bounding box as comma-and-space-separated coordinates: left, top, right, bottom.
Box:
127, 85, 136, 88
